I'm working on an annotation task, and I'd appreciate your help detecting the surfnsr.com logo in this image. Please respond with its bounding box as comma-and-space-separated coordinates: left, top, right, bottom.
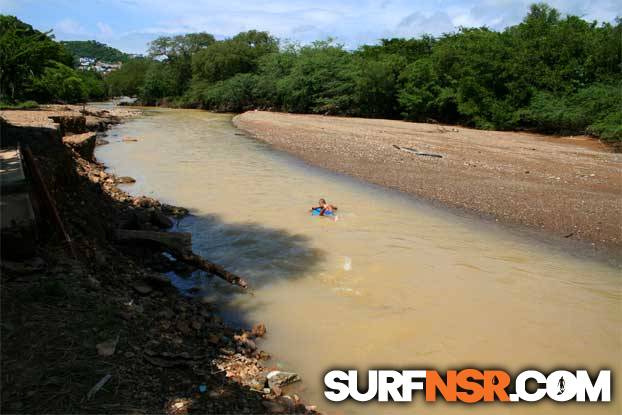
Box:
324, 369, 611, 403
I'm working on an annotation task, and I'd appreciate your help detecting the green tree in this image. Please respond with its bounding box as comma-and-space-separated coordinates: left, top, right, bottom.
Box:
198, 73, 258, 111
357, 36, 435, 62
251, 46, 298, 108
0, 15, 72, 101
399, 58, 453, 121
522, 82, 622, 139
140, 61, 176, 104
78, 70, 107, 100
148, 33, 216, 97
277, 40, 355, 114
148, 33, 216, 59
192, 30, 277, 83
106, 58, 152, 96
29, 62, 88, 103
352, 54, 407, 117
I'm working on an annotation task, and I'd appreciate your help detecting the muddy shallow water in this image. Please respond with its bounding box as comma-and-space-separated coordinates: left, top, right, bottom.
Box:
96, 108, 621, 414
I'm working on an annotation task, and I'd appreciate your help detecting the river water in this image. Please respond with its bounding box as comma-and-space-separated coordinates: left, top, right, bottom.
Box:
96, 108, 621, 414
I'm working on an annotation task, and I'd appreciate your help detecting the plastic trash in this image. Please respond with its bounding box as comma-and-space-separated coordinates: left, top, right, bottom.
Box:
344, 256, 352, 271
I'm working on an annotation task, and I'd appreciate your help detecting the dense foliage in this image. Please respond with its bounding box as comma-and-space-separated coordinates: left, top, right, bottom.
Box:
61, 40, 129, 63
0, 15, 106, 103
2, 4, 621, 141
105, 58, 151, 97
110, 3, 620, 140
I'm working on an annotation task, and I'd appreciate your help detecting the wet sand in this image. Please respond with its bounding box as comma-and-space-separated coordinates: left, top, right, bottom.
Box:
234, 111, 622, 250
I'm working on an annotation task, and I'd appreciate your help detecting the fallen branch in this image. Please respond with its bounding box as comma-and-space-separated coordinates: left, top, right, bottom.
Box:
115, 229, 248, 289
392, 144, 443, 158
167, 248, 248, 289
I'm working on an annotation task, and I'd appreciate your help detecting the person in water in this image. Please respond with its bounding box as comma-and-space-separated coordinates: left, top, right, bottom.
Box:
312, 198, 338, 216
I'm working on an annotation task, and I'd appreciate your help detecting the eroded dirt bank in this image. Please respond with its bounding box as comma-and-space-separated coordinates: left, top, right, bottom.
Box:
234, 111, 622, 250
0, 106, 317, 414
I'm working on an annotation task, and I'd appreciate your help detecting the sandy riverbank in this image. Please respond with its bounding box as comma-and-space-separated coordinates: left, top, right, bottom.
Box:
234, 111, 622, 250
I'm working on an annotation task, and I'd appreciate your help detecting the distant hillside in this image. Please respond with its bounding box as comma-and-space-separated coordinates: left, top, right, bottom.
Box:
61, 40, 129, 63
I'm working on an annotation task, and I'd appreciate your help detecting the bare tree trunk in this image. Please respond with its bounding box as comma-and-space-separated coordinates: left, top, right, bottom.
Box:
115, 229, 248, 289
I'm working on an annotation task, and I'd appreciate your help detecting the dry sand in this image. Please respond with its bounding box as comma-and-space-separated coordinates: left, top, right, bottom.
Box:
0, 104, 141, 129
234, 111, 622, 250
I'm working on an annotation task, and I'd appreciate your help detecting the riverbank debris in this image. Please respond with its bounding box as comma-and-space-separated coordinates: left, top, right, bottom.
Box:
392, 144, 443, 158
165, 398, 193, 415
267, 370, 301, 392
173, 250, 249, 289
115, 229, 249, 289
252, 322, 267, 337
86, 374, 112, 400
96, 334, 119, 356
116, 176, 136, 184
132, 282, 153, 295
162, 204, 189, 218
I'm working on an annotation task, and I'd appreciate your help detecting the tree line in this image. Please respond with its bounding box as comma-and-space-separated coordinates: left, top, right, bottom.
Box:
103, 3, 622, 142
1, 4, 621, 141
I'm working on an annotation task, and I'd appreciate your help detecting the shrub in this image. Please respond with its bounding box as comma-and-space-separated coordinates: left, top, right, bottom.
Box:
522, 82, 621, 140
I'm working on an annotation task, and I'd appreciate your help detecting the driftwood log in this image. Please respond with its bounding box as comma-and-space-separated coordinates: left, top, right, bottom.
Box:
170, 250, 248, 289
115, 229, 248, 289
392, 144, 443, 158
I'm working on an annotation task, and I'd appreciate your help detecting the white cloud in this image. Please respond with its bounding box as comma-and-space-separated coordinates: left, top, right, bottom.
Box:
13, 0, 618, 53
117, 0, 619, 50
397, 11, 456, 36
56, 18, 87, 35
97, 22, 114, 37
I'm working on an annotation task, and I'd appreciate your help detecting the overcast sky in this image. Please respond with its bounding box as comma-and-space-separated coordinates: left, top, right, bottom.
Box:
1, 0, 619, 53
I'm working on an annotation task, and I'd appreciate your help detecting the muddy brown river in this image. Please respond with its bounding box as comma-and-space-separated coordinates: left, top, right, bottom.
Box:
96, 108, 621, 414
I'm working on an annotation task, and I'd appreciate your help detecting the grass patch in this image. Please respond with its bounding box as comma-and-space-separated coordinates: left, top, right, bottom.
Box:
0, 100, 39, 110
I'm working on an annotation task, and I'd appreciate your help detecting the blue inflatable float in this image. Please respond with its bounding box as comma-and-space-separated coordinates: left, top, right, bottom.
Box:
311, 207, 335, 216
